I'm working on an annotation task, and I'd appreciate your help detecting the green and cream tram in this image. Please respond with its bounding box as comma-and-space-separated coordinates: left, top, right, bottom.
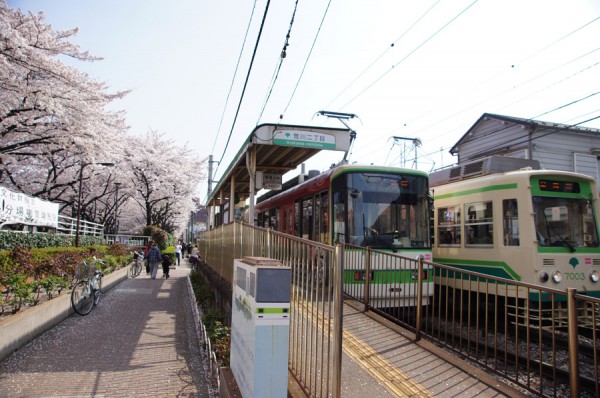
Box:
431, 157, 600, 309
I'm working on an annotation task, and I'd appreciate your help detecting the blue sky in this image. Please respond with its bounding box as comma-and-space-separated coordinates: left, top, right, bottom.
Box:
7, 0, 600, 200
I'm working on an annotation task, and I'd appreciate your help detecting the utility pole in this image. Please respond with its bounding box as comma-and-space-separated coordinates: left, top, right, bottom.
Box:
391, 136, 422, 169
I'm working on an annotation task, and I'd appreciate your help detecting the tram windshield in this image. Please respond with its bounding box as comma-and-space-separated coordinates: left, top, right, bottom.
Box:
334, 171, 430, 250
533, 196, 599, 250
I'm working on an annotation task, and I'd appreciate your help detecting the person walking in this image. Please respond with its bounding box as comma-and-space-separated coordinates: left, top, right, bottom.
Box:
143, 240, 152, 274
175, 241, 182, 266
146, 241, 162, 279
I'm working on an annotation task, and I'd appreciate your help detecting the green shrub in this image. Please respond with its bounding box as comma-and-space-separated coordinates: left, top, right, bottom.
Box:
0, 245, 129, 315
2, 274, 33, 314
0, 231, 107, 251
190, 271, 231, 367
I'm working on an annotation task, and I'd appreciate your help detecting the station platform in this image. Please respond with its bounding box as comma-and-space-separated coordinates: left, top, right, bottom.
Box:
292, 302, 529, 398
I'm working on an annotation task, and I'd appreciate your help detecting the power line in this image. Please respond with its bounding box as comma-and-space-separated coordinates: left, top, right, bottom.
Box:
530, 91, 600, 120
323, 0, 442, 110
210, 0, 258, 156
213, 0, 271, 178
338, 0, 480, 111
488, 114, 600, 153
400, 17, 600, 139
280, 0, 333, 119
256, 0, 299, 124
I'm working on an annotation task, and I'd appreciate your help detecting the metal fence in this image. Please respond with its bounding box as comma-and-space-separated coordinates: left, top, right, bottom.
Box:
418, 261, 600, 398
104, 234, 151, 247
199, 222, 598, 398
199, 222, 342, 398
56, 215, 104, 236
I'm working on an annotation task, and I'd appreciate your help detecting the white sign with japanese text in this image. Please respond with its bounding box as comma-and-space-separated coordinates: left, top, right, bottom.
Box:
0, 186, 59, 228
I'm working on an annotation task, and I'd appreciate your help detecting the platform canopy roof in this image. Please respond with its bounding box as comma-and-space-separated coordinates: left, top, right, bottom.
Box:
206, 123, 352, 210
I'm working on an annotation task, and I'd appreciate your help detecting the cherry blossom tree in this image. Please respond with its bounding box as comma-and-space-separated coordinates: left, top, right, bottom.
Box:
0, 1, 206, 236
0, 1, 128, 209
122, 130, 205, 234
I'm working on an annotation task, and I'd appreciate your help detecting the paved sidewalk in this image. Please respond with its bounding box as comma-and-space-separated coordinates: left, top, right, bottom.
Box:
0, 260, 212, 397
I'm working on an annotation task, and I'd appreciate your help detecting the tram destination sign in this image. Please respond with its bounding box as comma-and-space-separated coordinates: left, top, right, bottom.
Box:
273, 130, 336, 150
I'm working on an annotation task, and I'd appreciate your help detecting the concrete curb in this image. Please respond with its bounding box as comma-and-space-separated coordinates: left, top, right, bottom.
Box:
0, 265, 129, 362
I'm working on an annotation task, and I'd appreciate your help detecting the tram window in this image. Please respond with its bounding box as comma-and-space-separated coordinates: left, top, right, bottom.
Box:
257, 212, 266, 228
437, 206, 461, 246
320, 192, 329, 244
302, 198, 313, 240
533, 196, 599, 248
503, 199, 519, 246
294, 201, 301, 237
465, 201, 493, 247
269, 208, 279, 230
314, 194, 322, 242
333, 190, 346, 243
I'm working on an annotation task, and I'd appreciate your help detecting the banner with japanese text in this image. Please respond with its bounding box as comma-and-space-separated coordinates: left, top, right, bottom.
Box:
0, 186, 59, 228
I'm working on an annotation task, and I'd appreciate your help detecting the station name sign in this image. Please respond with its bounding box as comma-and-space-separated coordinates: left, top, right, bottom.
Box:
273, 130, 336, 150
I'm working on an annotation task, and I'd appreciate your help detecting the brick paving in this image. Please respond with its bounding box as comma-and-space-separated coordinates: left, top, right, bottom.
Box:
0, 260, 212, 398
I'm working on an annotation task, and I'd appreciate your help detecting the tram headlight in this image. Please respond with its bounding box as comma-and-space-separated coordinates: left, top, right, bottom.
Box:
551, 270, 563, 283
539, 272, 549, 283
589, 270, 600, 283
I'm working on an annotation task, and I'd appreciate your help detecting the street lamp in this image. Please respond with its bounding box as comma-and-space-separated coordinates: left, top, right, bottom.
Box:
114, 182, 122, 235
75, 161, 114, 247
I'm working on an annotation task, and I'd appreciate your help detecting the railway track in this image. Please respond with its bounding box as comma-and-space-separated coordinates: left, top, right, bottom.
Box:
372, 305, 599, 397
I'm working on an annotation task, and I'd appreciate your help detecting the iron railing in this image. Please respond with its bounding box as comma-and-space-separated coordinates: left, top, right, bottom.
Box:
199, 222, 599, 398
199, 222, 340, 398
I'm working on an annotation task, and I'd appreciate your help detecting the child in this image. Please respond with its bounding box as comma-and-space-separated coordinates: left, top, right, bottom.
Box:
162, 254, 172, 279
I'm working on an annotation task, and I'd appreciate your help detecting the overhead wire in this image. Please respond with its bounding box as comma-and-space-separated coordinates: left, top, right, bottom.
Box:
210, 0, 258, 156
398, 17, 600, 139
315, 1, 480, 164
354, 88, 600, 167
280, 0, 333, 119
437, 91, 600, 152
424, 95, 600, 166
256, 0, 300, 124
485, 114, 600, 154
323, 0, 442, 110
337, 0, 480, 111
213, 0, 272, 178
347, 14, 600, 165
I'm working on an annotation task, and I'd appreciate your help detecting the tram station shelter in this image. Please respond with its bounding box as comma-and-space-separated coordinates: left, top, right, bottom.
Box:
206, 123, 352, 228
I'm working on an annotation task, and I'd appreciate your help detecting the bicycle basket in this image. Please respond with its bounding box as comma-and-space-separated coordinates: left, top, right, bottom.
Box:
75, 262, 97, 279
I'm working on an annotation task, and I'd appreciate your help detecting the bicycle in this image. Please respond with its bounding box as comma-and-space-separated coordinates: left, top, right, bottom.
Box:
130, 251, 144, 278
71, 260, 105, 316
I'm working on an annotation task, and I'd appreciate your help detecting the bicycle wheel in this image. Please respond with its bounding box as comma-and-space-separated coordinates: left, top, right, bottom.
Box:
93, 274, 103, 305
130, 258, 143, 277
71, 280, 94, 315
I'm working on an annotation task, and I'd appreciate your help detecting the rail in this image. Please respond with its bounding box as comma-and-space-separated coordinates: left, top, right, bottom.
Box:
56, 215, 104, 236
199, 222, 598, 398
199, 222, 340, 398
104, 234, 151, 247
